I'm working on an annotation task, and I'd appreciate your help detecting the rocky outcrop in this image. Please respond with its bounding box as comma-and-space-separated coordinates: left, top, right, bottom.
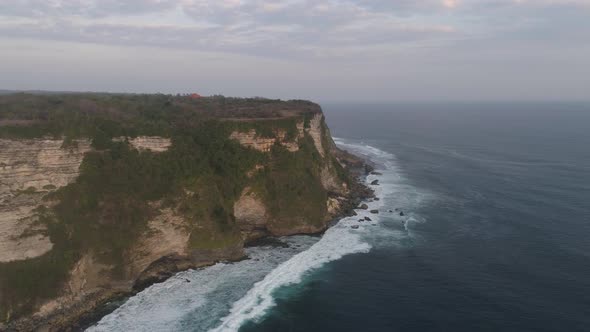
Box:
132, 241, 245, 291
276, 121, 305, 152
16, 205, 241, 331
229, 121, 305, 153
233, 187, 269, 242
228, 114, 326, 157
0, 138, 91, 194
128, 136, 171, 152
0, 138, 91, 263
246, 164, 265, 178
229, 130, 276, 152
0, 193, 53, 263
34, 254, 114, 321
126, 207, 190, 277
320, 165, 348, 195
306, 113, 325, 157
327, 197, 342, 217
267, 220, 327, 237
114, 136, 171, 152
34, 206, 191, 311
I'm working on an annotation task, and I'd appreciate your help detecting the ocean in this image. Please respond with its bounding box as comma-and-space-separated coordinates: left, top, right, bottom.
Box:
88, 102, 590, 332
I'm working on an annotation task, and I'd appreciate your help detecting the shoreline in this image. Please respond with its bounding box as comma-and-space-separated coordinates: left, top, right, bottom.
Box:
74, 150, 374, 331
5, 147, 374, 332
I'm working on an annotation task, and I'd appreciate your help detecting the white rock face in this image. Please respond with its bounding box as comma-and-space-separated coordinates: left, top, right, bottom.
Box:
233, 187, 268, 241
35, 206, 190, 319
0, 138, 91, 262
306, 114, 325, 157
126, 207, 190, 277
0, 139, 91, 194
327, 197, 341, 216
276, 121, 305, 152
229, 120, 307, 153
115, 136, 172, 152
234, 188, 268, 227
229, 130, 276, 152
320, 165, 348, 195
36, 253, 113, 318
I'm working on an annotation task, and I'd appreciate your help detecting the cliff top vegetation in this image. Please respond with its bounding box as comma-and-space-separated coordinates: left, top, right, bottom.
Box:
0, 93, 321, 139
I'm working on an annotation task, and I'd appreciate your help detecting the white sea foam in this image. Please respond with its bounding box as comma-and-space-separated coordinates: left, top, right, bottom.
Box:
87, 237, 318, 332
208, 139, 404, 331
209, 219, 371, 331
88, 139, 414, 332
334, 138, 432, 241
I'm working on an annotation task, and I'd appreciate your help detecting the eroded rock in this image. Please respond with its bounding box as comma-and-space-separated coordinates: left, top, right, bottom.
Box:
125, 136, 171, 152
234, 187, 269, 242
126, 208, 190, 277
0, 138, 91, 262
306, 113, 325, 157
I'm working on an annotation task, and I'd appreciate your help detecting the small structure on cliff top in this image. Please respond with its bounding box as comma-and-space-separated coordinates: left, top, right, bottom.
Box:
189, 93, 203, 99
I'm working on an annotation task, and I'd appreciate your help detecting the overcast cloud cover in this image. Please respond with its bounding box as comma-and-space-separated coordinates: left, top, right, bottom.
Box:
0, 0, 589, 101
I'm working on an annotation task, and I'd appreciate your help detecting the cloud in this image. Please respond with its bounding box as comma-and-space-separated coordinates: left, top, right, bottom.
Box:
0, 0, 588, 100
0, 0, 587, 60
0, 0, 460, 59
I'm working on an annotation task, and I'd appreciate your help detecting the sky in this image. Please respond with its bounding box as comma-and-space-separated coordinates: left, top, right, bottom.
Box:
0, 0, 589, 102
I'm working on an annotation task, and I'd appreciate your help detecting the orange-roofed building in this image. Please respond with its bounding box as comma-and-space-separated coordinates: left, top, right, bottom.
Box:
189, 93, 202, 99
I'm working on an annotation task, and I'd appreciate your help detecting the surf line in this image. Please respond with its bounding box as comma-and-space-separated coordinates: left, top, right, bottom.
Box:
209, 140, 395, 332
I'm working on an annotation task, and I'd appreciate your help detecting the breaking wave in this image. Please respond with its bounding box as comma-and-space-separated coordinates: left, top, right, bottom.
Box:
209, 139, 405, 331
88, 139, 412, 332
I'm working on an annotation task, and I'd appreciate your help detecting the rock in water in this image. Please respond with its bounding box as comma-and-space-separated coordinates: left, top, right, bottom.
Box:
364, 217, 372, 221
359, 204, 369, 210
371, 180, 379, 185
370, 210, 379, 214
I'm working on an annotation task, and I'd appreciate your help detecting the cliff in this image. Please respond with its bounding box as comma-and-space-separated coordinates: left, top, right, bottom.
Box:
0, 94, 370, 331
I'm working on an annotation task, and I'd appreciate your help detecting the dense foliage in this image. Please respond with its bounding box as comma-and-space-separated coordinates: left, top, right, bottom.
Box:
0, 93, 343, 322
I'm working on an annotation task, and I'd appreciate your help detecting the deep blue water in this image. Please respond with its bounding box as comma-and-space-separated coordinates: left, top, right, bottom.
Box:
241, 103, 590, 332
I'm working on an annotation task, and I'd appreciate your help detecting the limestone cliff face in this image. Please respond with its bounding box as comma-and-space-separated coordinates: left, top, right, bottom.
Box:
34, 253, 114, 322
231, 113, 353, 240
229, 115, 325, 158
30, 206, 192, 324
0, 136, 181, 330
114, 136, 172, 152
321, 164, 348, 195
233, 187, 269, 242
307, 113, 325, 157
229, 130, 276, 152
0, 99, 368, 331
0, 138, 91, 263
229, 120, 305, 153
126, 206, 190, 277
0, 138, 91, 195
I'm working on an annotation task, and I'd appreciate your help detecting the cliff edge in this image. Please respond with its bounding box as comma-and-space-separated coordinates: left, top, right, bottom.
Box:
0, 94, 370, 331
